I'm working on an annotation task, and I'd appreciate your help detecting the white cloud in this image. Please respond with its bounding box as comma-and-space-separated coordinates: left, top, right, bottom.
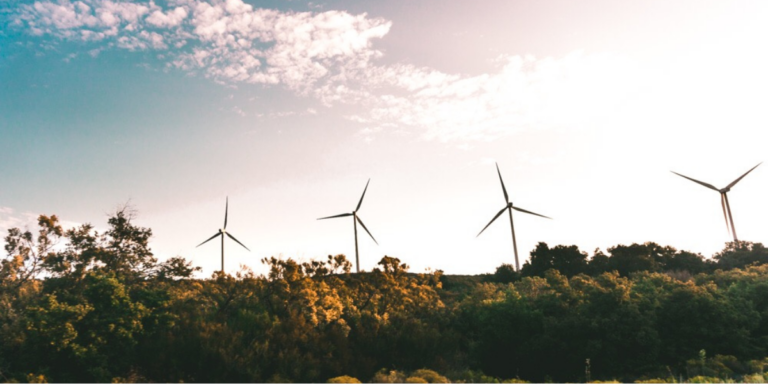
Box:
0, 208, 39, 245
17, 0, 153, 40
321, 52, 645, 141
0, 208, 84, 255
14, 0, 391, 90
11, 0, 645, 142
145, 6, 187, 28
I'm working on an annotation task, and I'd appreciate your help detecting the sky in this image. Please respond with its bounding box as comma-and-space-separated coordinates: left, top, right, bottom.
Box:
1, 0, 768, 276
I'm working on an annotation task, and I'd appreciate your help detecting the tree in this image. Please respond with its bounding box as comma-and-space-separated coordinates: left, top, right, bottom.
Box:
42, 206, 198, 283
659, 250, 710, 274
714, 242, 768, 270
605, 243, 663, 276
2, 215, 63, 286
587, 248, 610, 275
657, 283, 760, 366
488, 263, 518, 283
521, 242, 588, 277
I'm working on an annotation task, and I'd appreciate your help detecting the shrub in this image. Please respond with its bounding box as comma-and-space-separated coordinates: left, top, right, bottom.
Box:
687, 376, 727, 383
409, 369, 450, 383
742, 373, 767, 383
370, 369, 407, 383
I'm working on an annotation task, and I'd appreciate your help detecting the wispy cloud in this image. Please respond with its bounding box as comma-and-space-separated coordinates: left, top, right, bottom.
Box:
329, 52, 644, 142
0, 207, 82, 233
0, 207, 38, 236
13, 0, 392, 89
11, 0, 645, 142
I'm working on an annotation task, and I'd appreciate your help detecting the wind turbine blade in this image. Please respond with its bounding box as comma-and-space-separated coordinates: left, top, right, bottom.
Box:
355, 216, 378, 245
317, 213, 354, 220
477, 206, 508, 237
720, 194, 732, 237
196, 232, 221, 248
226, 232, 250, 251
671, 171, 719, 192
725, 162, 762, 190
224, 196, 228, 229
356, 179, 371, 212
496, 163, 509, 203
512, 206, 552, 219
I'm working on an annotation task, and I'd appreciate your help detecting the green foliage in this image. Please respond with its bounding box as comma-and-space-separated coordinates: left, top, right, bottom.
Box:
408, 369, 450, 383
371, 369, 407, 383
522, 242, 588, 277
5, 211, 768, 382
487, 263, 518, 284
714, 241, 768, 270
25, 373, 48, 383
447, 369, 501, 383
687, 376, 728, 383
742, 373, 768, 383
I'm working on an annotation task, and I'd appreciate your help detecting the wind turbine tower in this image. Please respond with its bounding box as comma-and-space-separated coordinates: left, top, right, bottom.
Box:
478, 163, 551, 271
318, 179, 378, 273
671, 162, 761, 242
196, 197, 251, 273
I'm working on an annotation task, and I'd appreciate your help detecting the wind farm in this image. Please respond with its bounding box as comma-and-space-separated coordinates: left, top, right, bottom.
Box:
4, 0, 768, 382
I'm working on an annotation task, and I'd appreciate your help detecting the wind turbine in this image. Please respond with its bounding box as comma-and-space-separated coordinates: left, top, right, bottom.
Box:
318, 179, 378, 273
477, 163, 551, 272
671, 162, 761, 242
196, 197, 250, 273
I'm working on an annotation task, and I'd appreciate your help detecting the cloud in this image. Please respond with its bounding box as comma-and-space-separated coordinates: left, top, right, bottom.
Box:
0, 207, 36, 230
319, 52, 645, 141
145, 6, 187, 28
13, 0, 391, 90
0, 208, 84, 254
0, 208, 81, 234
10, 0, 644, 142
16, 0, 153, 40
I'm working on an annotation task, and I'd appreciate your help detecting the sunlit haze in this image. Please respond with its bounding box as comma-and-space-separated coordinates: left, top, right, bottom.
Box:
2, 0, 767, 276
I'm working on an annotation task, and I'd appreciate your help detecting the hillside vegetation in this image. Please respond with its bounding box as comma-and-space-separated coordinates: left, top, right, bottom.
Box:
3, 210, 768, 382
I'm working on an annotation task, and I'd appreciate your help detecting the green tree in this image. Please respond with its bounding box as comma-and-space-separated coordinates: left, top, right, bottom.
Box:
521, 242, 588, 277
714, 241, 768, 270
2, 215, 63, 285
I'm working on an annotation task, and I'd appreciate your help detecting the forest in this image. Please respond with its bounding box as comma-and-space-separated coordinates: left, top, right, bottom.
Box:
3, 210, 768, 383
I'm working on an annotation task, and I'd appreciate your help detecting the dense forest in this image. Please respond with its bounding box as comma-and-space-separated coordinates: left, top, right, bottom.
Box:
3, 210, 768, 383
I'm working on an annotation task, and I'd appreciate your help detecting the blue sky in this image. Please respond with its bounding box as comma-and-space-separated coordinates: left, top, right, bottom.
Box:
2, 0, 768, 275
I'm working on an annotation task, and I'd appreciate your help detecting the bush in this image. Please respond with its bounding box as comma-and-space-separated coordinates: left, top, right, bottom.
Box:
742, 373, 767, 383
370, 370, 407, 383
328, 375, 362, 383
409, 369, 450, 383
687, 376, 728, 383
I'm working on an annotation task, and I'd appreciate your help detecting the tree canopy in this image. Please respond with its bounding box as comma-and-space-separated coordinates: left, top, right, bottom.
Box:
2, 209, 768, 382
